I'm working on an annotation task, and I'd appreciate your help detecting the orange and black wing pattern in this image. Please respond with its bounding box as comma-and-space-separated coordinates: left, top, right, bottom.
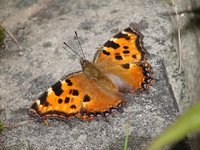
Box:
94, 27, 154, 93
30, 72, 126, 121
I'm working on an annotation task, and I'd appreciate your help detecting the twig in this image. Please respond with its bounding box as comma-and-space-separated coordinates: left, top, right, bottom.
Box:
171, 0, 182, 72
0, 24, 23, 50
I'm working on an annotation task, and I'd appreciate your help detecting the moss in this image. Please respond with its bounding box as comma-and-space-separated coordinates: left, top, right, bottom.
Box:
0, 25, 5, 46
0, 120, 3, 133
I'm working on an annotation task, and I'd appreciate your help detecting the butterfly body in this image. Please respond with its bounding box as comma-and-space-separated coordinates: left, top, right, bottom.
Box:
30, 27, 154, 121
81, 60, 118, 93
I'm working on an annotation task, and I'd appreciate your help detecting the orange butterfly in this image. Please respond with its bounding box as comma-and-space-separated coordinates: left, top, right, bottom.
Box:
30, 27, 154, 121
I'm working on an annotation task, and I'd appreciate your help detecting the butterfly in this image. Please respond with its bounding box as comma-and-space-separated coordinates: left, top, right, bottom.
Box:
29, 27, 154, 121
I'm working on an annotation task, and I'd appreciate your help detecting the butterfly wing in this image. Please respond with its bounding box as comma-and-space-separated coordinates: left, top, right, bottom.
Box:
30, 72, 126, 120
93, 27, 154, 93
94, 27, 147, 64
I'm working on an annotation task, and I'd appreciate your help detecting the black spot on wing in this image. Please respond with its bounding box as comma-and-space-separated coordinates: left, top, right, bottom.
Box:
115, 55, 123, 60
83, 94, 91, 102
123, 50, 130, 54
51, 81, 63, 96
132, 54, 137, 59
65, 79, 73, 86
58, 98, 63, 104
102, 50, 110, 55
124, 27, 135, 34
69, 89, 72, 94
104, 40, 120, 49
123, 46, 129, 49
65, 97, 70, 103
72, 89, 79, 96
38, 91, 48, 105
121, 63, 130, 69
113, 32, 130, 40
30, 102, 39, 112
70, 105, 76, 109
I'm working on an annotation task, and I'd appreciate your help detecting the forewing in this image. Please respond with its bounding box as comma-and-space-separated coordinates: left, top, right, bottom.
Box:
30, 72, 126, 120
94, 27, 147, 65
93, 27, 154, 93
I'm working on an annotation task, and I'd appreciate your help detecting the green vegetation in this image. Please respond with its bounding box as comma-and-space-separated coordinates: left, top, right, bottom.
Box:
124, 124, 129, 150
147, 101, 200, 150
0, 25, 5, 46
0, 120, 4, 133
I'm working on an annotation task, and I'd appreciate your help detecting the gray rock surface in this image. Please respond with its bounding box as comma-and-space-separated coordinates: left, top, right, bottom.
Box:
1, 0, 199, 149
1, 53, 178, 149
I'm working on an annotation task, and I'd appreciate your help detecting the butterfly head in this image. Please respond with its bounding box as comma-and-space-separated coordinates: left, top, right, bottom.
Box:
80, 59, 100, 78
80, 59, 90, 69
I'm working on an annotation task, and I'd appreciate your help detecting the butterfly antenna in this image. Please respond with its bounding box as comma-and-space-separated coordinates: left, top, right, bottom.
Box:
63, 42, 83, 61
75, 31, 86, 60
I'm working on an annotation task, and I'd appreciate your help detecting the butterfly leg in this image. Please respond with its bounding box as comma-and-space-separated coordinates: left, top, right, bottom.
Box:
43, 119, 49, 126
